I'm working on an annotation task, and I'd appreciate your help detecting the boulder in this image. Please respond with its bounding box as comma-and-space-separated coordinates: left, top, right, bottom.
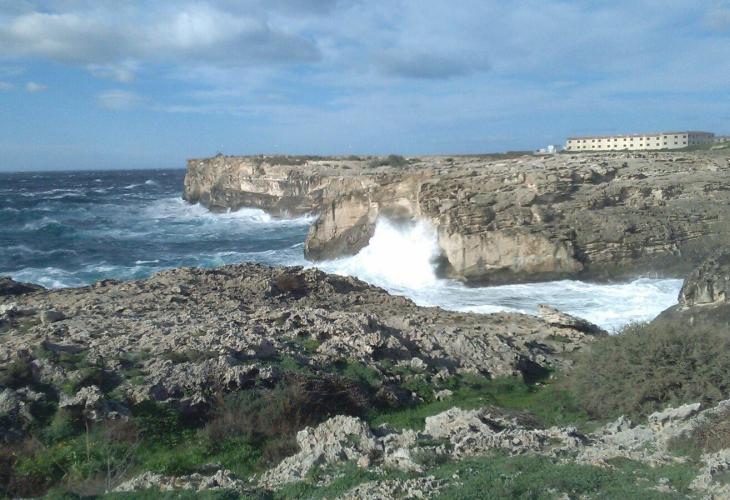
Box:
679, 250, 730, 308
0, 277, 44, 297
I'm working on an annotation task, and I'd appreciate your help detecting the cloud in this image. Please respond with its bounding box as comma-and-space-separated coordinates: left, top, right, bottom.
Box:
377, 50, 489, 79
0, 3, 320, 76
96, 89, 144, 110
88, 62, 138, 82
0, 81, 13, 91
25, 81, 46, 92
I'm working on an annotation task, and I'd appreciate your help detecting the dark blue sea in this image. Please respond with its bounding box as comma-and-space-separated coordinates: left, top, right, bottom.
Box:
0, 168, 682, 331
0, 169, 310, 288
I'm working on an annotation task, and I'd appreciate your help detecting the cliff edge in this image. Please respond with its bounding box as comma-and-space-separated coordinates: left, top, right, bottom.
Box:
183, 151, 730, 284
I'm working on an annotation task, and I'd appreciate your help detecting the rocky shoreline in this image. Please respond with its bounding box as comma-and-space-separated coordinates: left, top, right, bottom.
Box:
184, 151, 730, 284
2, 251, 730, 497
0, 264, 603, 442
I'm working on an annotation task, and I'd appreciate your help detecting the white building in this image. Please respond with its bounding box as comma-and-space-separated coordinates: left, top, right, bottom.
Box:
565, 131, 715, 152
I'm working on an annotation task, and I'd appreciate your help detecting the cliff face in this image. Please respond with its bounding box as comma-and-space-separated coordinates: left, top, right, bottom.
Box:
183, 152, 730, 284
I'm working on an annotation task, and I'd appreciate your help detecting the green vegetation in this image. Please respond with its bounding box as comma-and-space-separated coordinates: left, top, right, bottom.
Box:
6, 319, 728, 497
369, 373, 591, 431
260, 453, 698, 500
431, 453, 696, 499
367, 154, 409, 167
570, 321, 730, 419
0, 370, 371, 497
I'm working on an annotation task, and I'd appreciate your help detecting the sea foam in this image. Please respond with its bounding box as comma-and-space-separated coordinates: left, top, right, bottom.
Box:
316, 218, 682, 331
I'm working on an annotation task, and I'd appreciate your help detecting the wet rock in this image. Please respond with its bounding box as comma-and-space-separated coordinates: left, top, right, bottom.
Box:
0, 277, 44, 297
537, 304, 606, 335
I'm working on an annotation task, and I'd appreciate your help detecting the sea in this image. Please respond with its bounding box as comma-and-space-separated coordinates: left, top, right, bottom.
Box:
0, 168, 683, 332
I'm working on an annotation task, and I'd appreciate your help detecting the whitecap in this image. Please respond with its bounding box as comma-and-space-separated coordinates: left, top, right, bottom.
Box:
22, 217, 61, 230
314, 218, 683, 331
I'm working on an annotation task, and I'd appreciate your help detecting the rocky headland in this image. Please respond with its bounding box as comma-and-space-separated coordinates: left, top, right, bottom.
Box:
184, 151, 730, 284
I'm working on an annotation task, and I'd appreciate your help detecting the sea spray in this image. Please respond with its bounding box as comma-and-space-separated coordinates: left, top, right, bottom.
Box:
315, 218, 683, 331
318, 218, 440, 290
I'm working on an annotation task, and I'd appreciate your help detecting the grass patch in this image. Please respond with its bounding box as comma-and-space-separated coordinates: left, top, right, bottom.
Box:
369, 374, 591, 431
431, 453, 696, 500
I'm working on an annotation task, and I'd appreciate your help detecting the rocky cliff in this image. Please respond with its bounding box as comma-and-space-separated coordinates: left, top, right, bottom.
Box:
654, 249, 730, 327
184, 151, 730, 284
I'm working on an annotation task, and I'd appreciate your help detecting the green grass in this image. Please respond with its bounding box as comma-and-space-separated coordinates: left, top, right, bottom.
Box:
369, 374, 593, 431
431, 454, 698, 499
258, 453, 699, 500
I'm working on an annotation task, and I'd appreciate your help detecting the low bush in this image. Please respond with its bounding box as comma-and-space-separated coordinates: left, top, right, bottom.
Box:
0, 358, 34, 389
367, 155, 408, 168
668, 406, 730, 458
205, 373, 369, 444
569, 321, 730, 419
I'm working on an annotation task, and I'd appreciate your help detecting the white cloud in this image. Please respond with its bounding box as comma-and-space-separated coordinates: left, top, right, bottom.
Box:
96, 89, 144, 110
88, 62, 138, 82
25, 81, 46, 92
0, 81, 13, 91
0, 3, 320, 80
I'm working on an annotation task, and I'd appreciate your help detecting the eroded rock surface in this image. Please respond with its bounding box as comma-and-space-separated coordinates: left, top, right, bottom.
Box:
0, 265, 602, 442
654, 250, 730, 327
184, 151, 730, 283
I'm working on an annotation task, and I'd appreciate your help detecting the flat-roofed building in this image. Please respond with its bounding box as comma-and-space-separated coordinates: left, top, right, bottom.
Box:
565, 131, 715, 152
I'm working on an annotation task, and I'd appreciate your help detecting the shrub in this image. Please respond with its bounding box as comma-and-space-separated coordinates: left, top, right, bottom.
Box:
569, 321, 730, 419
205, 373, 369, 444
0, 358, 34, 389
367, 155, 408, 168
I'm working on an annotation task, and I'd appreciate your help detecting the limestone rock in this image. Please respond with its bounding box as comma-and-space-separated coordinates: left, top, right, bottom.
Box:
0, 263, 604, 416
183, 151, 730, 284
679, 250, 730, 308
59, 385, 130, 422
115, 469, 247, 494
338, 476, 447, 499
260, 415, 381, 487
537, 304, 606, 335
40, 309, 66, 324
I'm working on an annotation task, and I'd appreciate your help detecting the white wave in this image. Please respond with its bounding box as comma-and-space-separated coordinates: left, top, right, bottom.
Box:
318, 219, 440, 290
144, 197, 315, 227
9, 267, 85, 288
22, 217, 61, 230
144, 179, 157, 186
5, 245, 77, 256
134, 259, 160, 265
1, 207, 20, 213
314, 218, 683, 331
122, 183, 141, 189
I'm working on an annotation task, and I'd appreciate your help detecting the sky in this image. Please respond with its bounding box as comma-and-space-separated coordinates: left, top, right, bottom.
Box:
0, 0, 729, 171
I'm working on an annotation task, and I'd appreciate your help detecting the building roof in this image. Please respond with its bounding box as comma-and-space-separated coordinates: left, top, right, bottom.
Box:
567, 131, 714, 140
